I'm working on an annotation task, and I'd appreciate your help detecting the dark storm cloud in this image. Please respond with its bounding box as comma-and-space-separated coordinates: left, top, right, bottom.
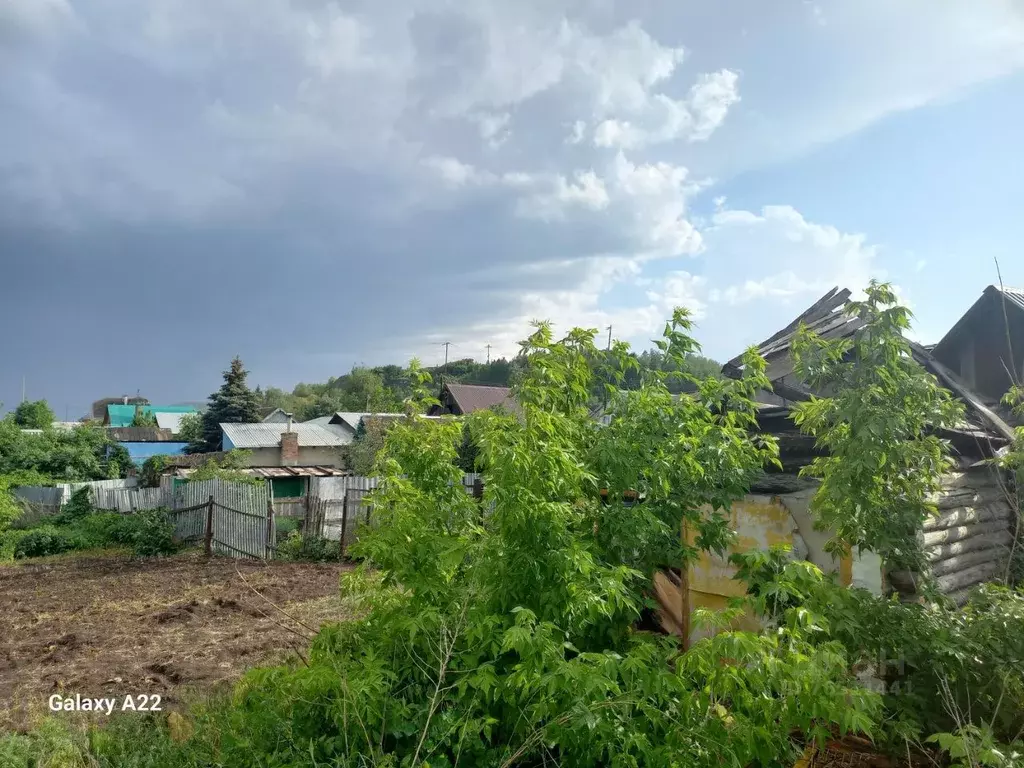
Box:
4, 0, 1020, 415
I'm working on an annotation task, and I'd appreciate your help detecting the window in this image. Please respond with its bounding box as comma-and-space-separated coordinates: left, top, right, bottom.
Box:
271, 477, 306, 499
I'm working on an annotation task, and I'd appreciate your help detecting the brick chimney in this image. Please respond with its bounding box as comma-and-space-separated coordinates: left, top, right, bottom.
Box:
280, 413, 298, 466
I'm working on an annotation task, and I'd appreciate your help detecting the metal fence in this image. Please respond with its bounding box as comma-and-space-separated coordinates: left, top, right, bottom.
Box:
14, 478, 139, 517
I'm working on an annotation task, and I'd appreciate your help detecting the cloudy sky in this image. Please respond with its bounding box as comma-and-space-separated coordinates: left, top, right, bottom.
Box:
2, 0, 1024, 417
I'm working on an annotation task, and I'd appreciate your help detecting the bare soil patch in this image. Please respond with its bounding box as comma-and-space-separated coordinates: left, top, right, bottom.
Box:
0, 551, 352, 728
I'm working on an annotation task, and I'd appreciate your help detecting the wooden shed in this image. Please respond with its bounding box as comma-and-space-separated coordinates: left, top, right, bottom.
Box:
654, 288, 1019, 645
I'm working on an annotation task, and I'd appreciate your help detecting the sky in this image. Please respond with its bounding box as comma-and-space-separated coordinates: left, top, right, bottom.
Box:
2, 0, 1024, 419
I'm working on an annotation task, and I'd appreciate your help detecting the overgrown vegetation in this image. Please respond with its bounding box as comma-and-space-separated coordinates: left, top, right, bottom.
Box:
4, 286, 1023, 768
792, 281, 964, 577
277, 530, 342, 562
0, 488, 178, 561
0, 416, 132, 481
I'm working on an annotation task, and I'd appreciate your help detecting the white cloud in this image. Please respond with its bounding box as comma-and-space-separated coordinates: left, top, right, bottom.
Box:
687, 70, 742, 141
566, 120, 587, 144
592, 69, 741, 148
474, 112, 512, 148
421, 155, 491, 187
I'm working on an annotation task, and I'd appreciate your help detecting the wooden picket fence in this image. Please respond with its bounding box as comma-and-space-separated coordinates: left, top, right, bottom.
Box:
308, 474, 485, 559
165, 479, 273, 560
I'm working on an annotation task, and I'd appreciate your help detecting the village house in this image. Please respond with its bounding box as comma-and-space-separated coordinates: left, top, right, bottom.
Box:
428, 382, 519, 416
103, 402, 198, 428
261, 408, 291, 423
303, 412, 447, 441
930, 284, 1024, 414
653, 287, 1018, 645
220, 416, 347, 469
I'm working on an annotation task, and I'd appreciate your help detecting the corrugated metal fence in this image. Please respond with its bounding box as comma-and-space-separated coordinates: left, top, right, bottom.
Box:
14, 479, 139, 523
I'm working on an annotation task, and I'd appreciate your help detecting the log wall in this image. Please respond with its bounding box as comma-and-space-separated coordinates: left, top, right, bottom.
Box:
922, 465, 1018, 604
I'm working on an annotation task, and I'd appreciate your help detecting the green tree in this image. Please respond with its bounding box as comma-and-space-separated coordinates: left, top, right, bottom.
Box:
130, 408, 158, 428
168, 311, 872, 768
190, 357, 261, 454
0, 418, 131, 481
346, 416, 391, 474
12, 400, 54, 429
177, 411, 203, 447
790, 281, 964, 577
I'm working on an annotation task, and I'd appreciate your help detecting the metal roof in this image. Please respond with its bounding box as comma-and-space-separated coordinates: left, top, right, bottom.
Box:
437, 383, 518, 415
261, 408, 291, 423
106, 404, 198, 427
173, 465, 349, 479
997, 285, 1024, 313
155, 412, 192, 433
220, 422, 349, 448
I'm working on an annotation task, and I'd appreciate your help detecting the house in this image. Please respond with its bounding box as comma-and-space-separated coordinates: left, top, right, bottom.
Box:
91, 396, 148, 421
220, 417, 347, 469
304, 412, 447, 442
153, 452, 348, 506
658, 286, 1017, 637
105, 403, 198, 428
154, 412, 194, 435
428, 382, 519, 416
931, 285, 1024, 410
262, 408, 291, 423
107, 427, 190, 468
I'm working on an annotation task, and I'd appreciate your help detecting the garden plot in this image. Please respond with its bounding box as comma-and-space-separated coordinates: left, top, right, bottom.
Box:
0, 551, 351, 728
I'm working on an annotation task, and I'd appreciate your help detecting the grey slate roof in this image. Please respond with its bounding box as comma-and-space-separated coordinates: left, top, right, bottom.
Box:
221, 422, 349, 448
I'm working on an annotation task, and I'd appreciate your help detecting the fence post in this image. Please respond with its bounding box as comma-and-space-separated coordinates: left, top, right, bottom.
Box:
266, 498, 274, 560
204, 495, 214, 556
339, 491, 349, 560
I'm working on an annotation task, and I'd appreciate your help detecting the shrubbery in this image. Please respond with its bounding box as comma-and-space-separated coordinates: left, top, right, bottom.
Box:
277, 530, 340, 562
1, 493, 178, 561
13, 526, 76, 558
4, 288, 1024, 768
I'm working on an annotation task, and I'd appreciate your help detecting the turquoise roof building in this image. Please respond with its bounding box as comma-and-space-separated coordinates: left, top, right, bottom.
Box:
105, 404, 198, 428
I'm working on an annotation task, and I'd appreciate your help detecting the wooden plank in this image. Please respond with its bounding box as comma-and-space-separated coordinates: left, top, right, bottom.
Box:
909, 342, 1017, 442
931, 547, 1008, 577
724, 287, 848, 368
924, 520, 1011, 547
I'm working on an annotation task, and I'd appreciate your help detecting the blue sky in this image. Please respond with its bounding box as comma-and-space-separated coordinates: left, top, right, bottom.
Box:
2, 0, 1023, 418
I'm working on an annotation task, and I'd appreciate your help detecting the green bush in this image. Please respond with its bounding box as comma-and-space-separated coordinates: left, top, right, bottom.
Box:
0, 529, 29, 561
6, 509, 178, 561
277, 530, 340, 562
14, 525, 76, 558
124, 510, 177, 557
275, 515, 301, 538
53, 487, 94, 526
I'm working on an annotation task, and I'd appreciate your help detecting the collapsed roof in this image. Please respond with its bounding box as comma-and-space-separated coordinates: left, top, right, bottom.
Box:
721, 287, 1015, 466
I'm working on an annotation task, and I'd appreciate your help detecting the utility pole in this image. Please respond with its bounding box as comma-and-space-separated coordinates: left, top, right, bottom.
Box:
21, 376, 26, 403
485, 344, 492, 364
441, 342, 451, 377
606, 325, 612, 351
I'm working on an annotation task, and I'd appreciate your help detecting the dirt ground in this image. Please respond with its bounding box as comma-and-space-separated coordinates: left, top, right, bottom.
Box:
0, 551, 353, 729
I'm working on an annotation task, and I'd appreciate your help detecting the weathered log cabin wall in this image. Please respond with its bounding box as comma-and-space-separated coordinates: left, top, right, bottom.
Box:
891, 464, 1018, 604
655, 464, 1018, 643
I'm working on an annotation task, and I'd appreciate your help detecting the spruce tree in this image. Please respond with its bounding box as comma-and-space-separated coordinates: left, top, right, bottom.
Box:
190, 357, 261, 453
